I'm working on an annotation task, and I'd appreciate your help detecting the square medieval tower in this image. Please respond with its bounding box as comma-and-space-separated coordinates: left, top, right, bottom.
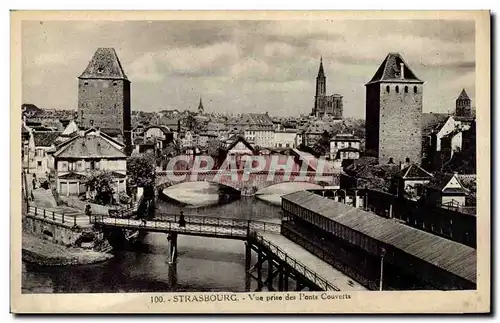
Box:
77, 48, 131, 152
365, 53, 424, 165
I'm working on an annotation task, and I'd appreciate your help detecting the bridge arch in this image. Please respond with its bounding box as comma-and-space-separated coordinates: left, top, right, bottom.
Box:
156, 179, 242, 195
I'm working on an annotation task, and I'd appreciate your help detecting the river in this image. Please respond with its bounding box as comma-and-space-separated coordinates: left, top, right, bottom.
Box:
22, 182, 321, 293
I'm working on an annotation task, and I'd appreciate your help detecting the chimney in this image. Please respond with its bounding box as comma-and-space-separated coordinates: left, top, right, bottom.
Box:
400, 63, 405, 79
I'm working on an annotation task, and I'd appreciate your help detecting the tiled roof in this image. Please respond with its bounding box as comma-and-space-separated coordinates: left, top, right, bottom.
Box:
282, 191, 476, 284
53, 132, 126, 159
457, 89, 471, 101
421, 113, 450, 137
58, 172, 88, 180
395, 164, 433, 180
367, 53, 423, 84
32, 131, 61, 147
79, 48, 128, 80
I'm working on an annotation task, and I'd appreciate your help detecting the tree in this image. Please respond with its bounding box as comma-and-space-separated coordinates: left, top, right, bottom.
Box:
313, 130, 332, 157
85, 170, 115, 205
127, 153, 156, 188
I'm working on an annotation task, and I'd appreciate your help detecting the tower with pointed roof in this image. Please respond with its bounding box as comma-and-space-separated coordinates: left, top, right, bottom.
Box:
311, 57, 343, 119
77, 48, 131, 153
197, 97, 204, 115
365, 53, 424, 164
456, 89, 472, 117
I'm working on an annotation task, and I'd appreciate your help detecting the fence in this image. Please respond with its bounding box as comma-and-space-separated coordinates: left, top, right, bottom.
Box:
26, 205, 84, 227
250, 231, 340, 292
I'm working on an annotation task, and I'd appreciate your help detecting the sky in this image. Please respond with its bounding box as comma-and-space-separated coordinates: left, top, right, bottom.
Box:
22, 19, 475, 118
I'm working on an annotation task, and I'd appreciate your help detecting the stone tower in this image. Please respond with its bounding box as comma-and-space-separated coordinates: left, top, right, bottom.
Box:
365, 53, 424, 165
77, 48, 131, 153
311, 57, 343, 119
456, 88, 472, 117
314, 57, 326, 114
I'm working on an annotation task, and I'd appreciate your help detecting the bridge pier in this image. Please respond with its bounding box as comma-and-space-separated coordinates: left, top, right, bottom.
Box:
166, 233, 178, 289
247, 239, 321, 292
244, 242, 252, 291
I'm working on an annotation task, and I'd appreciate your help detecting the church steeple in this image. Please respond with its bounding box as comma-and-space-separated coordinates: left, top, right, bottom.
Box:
315, 56, 326, 97
197, 97, 204, 114
318, 56, 325, 78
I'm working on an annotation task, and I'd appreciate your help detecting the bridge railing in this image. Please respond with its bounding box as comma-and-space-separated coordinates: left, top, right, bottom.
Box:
250, 232, 340, 292
90, 215, 250, 238
90, 213, 281, 236
154, 212, 281, 234
26, 205, 85, 227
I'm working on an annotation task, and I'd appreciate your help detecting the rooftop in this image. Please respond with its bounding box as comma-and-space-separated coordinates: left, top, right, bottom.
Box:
367, 53, 423, 85
282, 190, 476, 284
78, 48, 128, 80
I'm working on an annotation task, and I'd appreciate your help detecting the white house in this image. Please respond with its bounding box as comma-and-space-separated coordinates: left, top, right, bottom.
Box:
53, 129, 127, 196
330, 133, 361, 160
24, 131, 63, 178
273, 129, 298, 149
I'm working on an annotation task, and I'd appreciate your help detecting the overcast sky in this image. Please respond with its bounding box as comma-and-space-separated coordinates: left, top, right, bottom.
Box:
22, 19, 475, 118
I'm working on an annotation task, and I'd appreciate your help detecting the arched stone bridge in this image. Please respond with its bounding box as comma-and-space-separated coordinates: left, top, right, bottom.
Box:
156, 170, 341, 196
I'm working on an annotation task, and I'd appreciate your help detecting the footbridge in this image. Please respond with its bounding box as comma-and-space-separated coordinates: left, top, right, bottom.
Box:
91, 213, 365, 292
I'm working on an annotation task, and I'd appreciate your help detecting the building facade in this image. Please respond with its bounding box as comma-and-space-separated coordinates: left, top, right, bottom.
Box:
77, 48, 132, 153
365, 53, 424, 164
311, 57, 343, 119
273, 129, 298, 149
329, 133, 361, 160
53, 129, 127, 196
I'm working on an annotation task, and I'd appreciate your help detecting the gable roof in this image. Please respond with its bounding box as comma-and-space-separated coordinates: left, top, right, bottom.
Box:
32, 131, 61, 147
53, 130, 126, 159
78, 48, 128, 80
424, 172, 466, 193
61, 120, 79, 137
422, 113, 451, 137
225, 135, 256, 153
457, 88, 471, 101
367, 53, 423, 85
395, 164, 434, 180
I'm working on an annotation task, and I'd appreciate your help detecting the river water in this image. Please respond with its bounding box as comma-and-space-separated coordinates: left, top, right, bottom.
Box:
22, 182, 321, 293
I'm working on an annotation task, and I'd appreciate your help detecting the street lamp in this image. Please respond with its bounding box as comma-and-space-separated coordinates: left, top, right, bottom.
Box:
379, 247, 387, 291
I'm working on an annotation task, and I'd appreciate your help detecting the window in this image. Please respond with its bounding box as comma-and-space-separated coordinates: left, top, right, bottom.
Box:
395, 86, 399, 93
404, 86, 408, 93
37, 161, 42, 166
84, 81, 89, 86
386, 85, 390, 93
414, 86, 418, 93
113, 81, 118, 86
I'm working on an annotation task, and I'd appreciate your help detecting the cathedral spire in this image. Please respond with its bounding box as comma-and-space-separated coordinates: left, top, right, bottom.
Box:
318, 56, 325, 78
198, 97, 204, 114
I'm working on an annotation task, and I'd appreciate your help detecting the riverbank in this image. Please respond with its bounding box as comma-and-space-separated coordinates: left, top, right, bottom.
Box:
22, 232, 114, 266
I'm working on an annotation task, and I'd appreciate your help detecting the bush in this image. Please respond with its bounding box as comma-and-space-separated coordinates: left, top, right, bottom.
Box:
118, 192, 131, 204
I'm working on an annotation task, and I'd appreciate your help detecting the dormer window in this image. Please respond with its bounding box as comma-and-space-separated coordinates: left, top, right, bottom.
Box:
97, 66, 104, 73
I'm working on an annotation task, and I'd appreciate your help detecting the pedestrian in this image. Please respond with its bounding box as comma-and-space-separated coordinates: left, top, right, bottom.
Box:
141, 218, 147, 226
178, 211, 186, 228
32, 178, 36, 190
85, 204, 92, 221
